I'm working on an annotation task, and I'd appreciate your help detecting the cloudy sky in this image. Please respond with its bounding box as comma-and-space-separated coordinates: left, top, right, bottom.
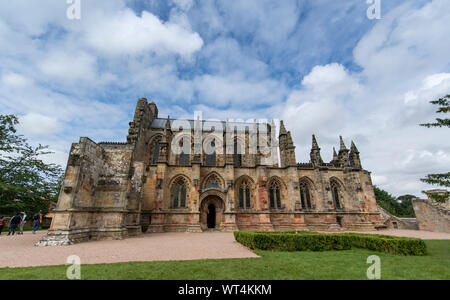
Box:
0, 0, 449, 197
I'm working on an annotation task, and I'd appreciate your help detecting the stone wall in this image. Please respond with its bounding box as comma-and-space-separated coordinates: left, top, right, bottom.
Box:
413, 199, 450, 233
36, 139, 135, 246
378, 206, 419, 230
38, 99, 383, 246
140, 163, 382, 233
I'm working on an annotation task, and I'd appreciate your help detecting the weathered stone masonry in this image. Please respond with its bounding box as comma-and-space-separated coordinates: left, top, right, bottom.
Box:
38, 98, 382, 246
413, 196, 449, 233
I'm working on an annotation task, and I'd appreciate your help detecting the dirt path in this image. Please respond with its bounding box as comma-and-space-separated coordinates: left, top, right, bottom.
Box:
0, 231, 259, 269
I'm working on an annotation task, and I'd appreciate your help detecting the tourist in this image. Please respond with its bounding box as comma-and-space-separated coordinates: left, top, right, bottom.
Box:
0, 216, 6, 235
8, 213, 21, 236
18, 211, 27, 235
32, 210, 43, 234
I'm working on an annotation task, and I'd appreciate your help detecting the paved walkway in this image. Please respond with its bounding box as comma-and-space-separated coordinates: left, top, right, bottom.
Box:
0, 231, 259, 269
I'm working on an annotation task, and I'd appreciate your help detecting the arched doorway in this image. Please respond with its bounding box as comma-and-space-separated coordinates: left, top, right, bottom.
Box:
207, 204, 216, 229
200, 195, 225, 231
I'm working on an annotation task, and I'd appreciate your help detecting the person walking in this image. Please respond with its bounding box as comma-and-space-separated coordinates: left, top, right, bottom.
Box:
8, 213, 21, 236
32, 210, 43, 234
0, 216, 7, 235
18, 211, 27, 235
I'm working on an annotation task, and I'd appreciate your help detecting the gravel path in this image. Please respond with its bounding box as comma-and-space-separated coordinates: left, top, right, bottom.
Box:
0, 231, 259, 269
1, 229, 448, 269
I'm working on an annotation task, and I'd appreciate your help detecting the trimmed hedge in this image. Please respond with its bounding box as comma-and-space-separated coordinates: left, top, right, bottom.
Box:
234, 231, 427, 256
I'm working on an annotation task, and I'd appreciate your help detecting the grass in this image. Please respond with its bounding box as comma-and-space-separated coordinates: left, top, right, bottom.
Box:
0, 240, 448, 280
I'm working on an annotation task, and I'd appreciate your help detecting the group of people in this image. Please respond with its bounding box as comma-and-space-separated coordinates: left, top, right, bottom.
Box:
0, 211, 43, 236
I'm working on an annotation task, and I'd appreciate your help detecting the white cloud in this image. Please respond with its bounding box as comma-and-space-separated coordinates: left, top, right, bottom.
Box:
0, 0, 448, 199
0, 0, 67, 37
199, 37, 270, 77
216, 0, 300, 45
84, 10, 203, 57
301, 63, 362, 96
372, 175, 388, 186
172, 0, 195, 11
404, 73, 450, 105
0, 71, 128, 168
1, 72, 32, 88
19, 113, 62, 135
38, 51, 98, 83
354, 0, 450, 91
281, 0, 450, 196
194, 73, 288, 108
0, 0, 204, 169
282, 63, 360, 149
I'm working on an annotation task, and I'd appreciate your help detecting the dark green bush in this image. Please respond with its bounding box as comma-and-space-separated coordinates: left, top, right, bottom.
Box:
234, 231, 427, 256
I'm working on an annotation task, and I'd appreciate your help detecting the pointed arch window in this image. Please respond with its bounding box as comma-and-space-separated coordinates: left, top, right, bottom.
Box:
331, 181, 342, 210
179, 139, 190, 166
239, 180, 251, 209
205, 140, 216, 166
234, 141, 242, 167
173, 178, 187, 208
299, 181, 312, 209
205, 174, 220, 189
269, 180, 282, 209
149, 136, 162, 165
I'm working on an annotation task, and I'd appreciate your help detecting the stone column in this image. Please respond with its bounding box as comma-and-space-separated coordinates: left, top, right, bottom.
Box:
256, 166, 273, 231
188, 162, 202, 232
125, 161, 145, 237
148, 163, 167, 233
223, 160, 238, 231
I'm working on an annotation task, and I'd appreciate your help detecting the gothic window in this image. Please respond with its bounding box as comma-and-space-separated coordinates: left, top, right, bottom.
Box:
234, 141, 242, 167
180, 152, 190, 166
269, 180, 282, 209
205, 174, 220, 189
331, 180, 342, 210
179, 140, 190, 166
149, 136, 162, 165
299, 181, 312, 209
205, 140, 216, 166
153, 144, 160, 164
239, 180, 251, 209
172, 178, 187, 208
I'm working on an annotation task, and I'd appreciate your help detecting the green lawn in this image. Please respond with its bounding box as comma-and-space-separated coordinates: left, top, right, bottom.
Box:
1, 240, 448, 280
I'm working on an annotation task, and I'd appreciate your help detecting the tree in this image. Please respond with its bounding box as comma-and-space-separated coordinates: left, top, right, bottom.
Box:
374, 187, 416, 218
420, 94, 450, 128
396, 194, 416, 218
0, 115, 63, 216
420, 94, 450, 203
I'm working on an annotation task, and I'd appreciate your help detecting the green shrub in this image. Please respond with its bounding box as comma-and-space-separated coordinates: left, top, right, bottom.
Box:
234, 231, 427, 256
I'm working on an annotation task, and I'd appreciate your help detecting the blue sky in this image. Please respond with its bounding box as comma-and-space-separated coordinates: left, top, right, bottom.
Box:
0, 0, 449, 196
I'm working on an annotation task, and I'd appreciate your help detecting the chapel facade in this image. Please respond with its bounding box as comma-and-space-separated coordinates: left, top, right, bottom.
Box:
38, 98, 382, 245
